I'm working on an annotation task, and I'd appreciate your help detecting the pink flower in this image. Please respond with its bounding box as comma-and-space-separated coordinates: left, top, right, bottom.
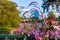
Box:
49, 19, 55, 24
15, 28, 21, 33
33, 21, 38, 24
54, 31, 58, 35
45, 35, 48, 38
45, 32, 49, 38
58, 25, 60, 28
19, 23, 24, 28
38, 37, 42, 40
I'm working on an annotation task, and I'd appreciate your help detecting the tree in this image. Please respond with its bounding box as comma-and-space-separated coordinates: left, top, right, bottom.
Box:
0, 0, 21, 27
48, 12, 56, 19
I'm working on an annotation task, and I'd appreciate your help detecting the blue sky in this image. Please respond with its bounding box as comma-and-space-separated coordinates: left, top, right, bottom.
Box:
11, 0, 42, 8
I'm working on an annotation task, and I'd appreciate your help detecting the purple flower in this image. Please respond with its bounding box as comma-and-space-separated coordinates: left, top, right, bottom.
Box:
28, 32, 30, 37
39, 32, 44, 37
58, 31, 60, 35
32, 31, 35, 35
36, 28, 40, 32
54, 34, 59, 38
49, 31, 54, 35
33, 30, 39, 40
21, 29, 25, 32
34, 35, 38, 40
35, 30, 38, 33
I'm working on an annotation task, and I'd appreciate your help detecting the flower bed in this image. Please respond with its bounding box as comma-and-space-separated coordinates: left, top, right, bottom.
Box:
11, 20, 60, 40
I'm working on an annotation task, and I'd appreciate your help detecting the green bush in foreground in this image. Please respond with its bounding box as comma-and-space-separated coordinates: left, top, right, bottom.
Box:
0, 27, 10, 34
0, 27, 16, 34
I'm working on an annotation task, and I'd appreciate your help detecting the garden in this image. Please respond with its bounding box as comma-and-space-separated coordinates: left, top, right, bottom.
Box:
0, 0, 60, 40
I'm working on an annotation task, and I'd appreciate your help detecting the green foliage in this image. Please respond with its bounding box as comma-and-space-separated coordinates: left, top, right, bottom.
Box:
48, 12, 56, 20
0, 27, 16, 34
0, 27, 10, 34
0, 0, 21, 27
49, 25, 54, 30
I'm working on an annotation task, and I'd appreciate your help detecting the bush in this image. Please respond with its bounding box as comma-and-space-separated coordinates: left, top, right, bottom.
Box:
0, 27, 10, 34
48, 12, 56, 20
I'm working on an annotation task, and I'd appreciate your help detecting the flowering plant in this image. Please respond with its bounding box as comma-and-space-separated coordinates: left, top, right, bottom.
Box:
11, 21, 60, 40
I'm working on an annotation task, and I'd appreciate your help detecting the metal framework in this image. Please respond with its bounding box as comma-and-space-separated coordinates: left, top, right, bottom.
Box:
22, 1, 44, 19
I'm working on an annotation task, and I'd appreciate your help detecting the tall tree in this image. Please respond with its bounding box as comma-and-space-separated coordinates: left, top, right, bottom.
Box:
0, 0, 21, 27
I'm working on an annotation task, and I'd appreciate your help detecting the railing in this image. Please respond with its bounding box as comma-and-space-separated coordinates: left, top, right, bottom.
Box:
0, 34, 25, 40
0, 34, 60, 40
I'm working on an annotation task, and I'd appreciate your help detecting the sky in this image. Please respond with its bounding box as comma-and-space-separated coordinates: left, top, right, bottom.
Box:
10, 0, 42, 7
